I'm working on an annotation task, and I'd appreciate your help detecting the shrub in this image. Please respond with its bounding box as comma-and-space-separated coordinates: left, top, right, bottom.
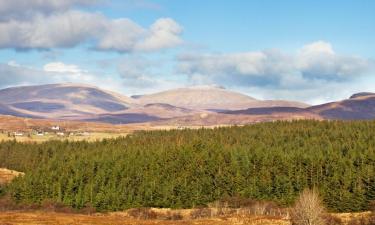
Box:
190, 208, 212, 219
291, 189, 326, 225
0, 195, 17, 211
165, 212, 183, 220
127, 208, 157, 220
41, 199, 74, 213
322, 214, 343, 225
347, 216, 372, 225
79, 203, 96, 215
218, 196, 257, 208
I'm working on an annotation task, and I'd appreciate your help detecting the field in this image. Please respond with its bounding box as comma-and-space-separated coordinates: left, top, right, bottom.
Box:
0, 132, 129, 143
0, 168, 23, 185
0, 115, 220, 143
0, 211, 290, 225
0, 210, 372, 225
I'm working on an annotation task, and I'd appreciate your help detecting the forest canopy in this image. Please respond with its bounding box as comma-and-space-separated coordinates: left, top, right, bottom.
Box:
0, 120, 374, 212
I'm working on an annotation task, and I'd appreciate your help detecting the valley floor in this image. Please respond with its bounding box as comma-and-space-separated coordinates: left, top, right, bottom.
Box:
0, 132, 129, 142
0, 211, 289, 225
0, 211, 371, 225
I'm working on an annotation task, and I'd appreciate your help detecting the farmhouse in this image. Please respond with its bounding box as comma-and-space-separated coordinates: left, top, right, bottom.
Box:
13, 132, 24, 136
51, 126, 60, 131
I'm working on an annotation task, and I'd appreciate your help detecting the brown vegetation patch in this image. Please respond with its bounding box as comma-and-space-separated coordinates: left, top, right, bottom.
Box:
0, 211, 290, 225
0, 168, 24, 185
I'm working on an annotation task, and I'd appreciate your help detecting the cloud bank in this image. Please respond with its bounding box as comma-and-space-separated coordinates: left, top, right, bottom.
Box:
0, 61, 124, 92
178, 41, 370, 87
0, 2, 183, 52
177, 41, 374, 103
0, 0, 99, 21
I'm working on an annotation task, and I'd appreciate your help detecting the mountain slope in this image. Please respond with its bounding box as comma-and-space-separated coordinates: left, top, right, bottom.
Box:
151, 111, 321, 126
0, 83, 135, 119
308, 93, 375, 120
1, 83, 374, 125
0, 103, 40, 118
135, 85, 308, 110
223, 93, 375, 121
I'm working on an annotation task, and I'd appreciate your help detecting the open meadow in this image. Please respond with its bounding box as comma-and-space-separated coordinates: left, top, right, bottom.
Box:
0, 132, 129, 143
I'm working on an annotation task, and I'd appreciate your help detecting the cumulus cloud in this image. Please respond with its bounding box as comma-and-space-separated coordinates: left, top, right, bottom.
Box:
136, 18, 183, 51
297, 41, 369, 80
0, 61, 124, 93
176, 41, 374, 103
44, 62, 87, 74
0, 0, 99, 21
0, 11, 104, 49
0, 9, 183, 52
177, 41, 372, 88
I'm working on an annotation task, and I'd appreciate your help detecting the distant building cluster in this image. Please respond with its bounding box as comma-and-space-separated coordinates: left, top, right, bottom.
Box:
1, 125, 91, 139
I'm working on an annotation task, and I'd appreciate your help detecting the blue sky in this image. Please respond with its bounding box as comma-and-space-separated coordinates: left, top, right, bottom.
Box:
0, 0, 374, 104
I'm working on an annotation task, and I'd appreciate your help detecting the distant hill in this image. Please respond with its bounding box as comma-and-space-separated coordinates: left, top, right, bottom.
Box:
0, 103, 41, 118
223, 93, 375, 121
134, 85, 308, 110
308, 94, 375, 120
0, 83, 136, 119
0, 83, 375, 125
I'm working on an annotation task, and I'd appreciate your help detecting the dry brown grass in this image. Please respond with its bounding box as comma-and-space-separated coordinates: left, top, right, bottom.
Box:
291, 189, 326, 225
0, 211, 290, 225
0, 168, 24, 185
0, 209, 371, 225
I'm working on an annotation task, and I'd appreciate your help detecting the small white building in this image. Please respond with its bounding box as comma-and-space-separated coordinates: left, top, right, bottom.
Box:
51, 126, 60, 131
57, 132, 65, 136
14, 132, 24, 136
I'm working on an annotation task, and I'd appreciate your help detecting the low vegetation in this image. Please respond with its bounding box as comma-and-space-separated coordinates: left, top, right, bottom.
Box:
291, 189, 326, 225
0, 120, 374, 213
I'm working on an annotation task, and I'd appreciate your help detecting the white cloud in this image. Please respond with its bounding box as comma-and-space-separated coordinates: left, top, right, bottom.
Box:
0, 11, 104, 49
95, 18, 146, 52
0, 0, 99, 21
0, 10, 183, 52
296, 41, 369, 80
177, 41, 372, 87
0, 60, 179, 96
95, 17, 183, 52
299, 41, 335, 55
136, 18, 183, 51
0, 61, 124, 93
176, 41, 374, 103
44, 62, 87, 74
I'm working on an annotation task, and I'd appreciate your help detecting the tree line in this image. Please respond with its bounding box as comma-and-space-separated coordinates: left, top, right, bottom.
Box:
0, 120, 374, 212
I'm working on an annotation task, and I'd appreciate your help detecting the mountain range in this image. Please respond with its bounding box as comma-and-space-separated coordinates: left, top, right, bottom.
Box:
0, 83, 374, 126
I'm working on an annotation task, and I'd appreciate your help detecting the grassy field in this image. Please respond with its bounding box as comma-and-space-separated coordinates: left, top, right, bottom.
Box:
0, 132, 129, 142
0, 210, 371, 225
0, 211, 289, 225
0, 168, 24, 185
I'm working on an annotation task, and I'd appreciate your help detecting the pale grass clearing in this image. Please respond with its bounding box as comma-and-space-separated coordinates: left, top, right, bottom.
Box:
0, 168, 24, 185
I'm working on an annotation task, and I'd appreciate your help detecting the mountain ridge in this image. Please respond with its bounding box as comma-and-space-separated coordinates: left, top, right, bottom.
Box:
0, 83, 373, 125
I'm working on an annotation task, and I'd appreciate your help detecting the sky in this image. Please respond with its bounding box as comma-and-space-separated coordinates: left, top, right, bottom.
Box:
0, 0, 374, 104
